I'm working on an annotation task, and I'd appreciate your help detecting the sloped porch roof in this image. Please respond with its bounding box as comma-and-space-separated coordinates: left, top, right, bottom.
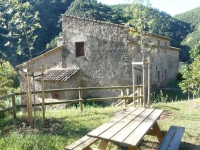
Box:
34, 67, 79, 82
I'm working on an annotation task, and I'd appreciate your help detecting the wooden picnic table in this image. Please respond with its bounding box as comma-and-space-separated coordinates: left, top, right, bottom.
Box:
87, 107, 164, 150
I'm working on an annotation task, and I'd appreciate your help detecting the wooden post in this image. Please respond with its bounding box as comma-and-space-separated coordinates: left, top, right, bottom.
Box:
142, 58, 146, 108
132, 64, 136, 107
25, 71, 31, 124
28, 67, 33, 128
124, 99, 127, 107
41, 65, 45, 127
148, 59, 151, 108
79, 87, 83, 111
138, 86, 141, 106
12, 94, 17, 119
188, 83, 190, 100
140, 85, 142, 105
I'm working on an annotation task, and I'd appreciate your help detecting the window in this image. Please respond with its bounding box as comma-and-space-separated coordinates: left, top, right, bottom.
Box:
52, 92, 60, 99
76, 42, 84, 57
158, 40, 160, 53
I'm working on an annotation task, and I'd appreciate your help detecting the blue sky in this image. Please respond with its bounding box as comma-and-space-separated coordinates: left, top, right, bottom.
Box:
97, 0, 200, 16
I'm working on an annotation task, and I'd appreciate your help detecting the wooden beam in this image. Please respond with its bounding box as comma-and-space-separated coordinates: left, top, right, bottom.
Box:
79, 87, 83, 111
97, 139, 109, 150
12, 95, 17, 119
0, 93, 15, 100
0, 106, 15, 113
148, 58, 151, 108
26, 68, 43, 73
41, 65, 45, 127
132, 64, 136, 107
151, 122, 164, 143
15, 86, 137, 96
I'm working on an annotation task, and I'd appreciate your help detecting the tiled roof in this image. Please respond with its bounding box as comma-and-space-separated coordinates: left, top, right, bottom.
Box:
35, 68, 79, 82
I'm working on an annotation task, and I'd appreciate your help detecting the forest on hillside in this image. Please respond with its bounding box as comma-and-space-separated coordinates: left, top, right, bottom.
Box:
0, 0, 199, 67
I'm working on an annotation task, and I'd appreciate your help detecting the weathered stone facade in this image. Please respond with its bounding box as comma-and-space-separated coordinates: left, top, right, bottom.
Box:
16, 15, 180, 103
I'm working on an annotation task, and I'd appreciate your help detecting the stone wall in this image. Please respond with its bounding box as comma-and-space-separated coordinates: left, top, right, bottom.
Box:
61, 15, 179, 92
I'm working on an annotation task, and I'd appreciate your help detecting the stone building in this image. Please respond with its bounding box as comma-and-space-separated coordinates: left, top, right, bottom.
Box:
16, 15, 180, 102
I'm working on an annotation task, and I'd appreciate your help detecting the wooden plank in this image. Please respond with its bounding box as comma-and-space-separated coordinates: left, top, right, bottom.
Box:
27, 68, 43, 73
157, 126, 177, 150
88, 108, 137, 137
110, 109, 154, 143
98, 108, 145, 140
65, 136, 90, 150
168, 127, 185, 150
132, 62, 143, 65
97, 139, 109, 150
74, 137, 98, 150
0, 106, 15, 113
0, 93, 15, 100
123, 109, 163, 146
152, 122, 164, 143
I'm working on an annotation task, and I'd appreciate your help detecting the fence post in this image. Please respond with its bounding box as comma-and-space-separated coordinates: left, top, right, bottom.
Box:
124, 99, 127, 107
79, 87, 83, 111
147, 59, 151, 108
12, 94, 17, 119
137, 86, 140, 106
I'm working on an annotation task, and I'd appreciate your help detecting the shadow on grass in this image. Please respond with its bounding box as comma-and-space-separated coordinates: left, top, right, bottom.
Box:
179, 142, 200, 150
152, 104, 180, 111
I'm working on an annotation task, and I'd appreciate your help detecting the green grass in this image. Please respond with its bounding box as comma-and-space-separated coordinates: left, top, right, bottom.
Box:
0, 99, 200, 150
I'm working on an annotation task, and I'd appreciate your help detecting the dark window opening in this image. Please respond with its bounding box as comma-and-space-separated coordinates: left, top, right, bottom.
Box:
158, 71, 160, 83
165, 41, 168, 53
158, 40, 160, 53
52, 92, 60, 99
137, 76, 142, 85
76, 42, 84, 57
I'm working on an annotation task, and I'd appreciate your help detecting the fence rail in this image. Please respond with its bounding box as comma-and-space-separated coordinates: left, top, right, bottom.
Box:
0, 86, 141, 119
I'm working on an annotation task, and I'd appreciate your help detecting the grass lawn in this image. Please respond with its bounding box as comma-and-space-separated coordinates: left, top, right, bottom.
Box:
0, 99, 200, 150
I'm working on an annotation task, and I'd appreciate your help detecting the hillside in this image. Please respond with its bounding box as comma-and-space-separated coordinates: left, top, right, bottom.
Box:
0, 0, 196, 66
0, 0, 74, 66
174, 6, 200, 29
174, 6, 200, 58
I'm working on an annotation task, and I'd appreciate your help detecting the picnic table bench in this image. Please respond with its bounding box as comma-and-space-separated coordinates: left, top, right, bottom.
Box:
65, 108, 185, 150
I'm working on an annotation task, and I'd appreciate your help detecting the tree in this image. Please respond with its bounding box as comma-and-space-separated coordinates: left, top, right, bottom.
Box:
2, 0, 41, 60
179, 42, 200, 98
124, 0, 154, 58
0, 59, 19, 110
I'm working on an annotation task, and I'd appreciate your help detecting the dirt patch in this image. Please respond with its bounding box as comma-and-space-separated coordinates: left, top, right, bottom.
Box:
42, 119, 63, 134
187, 101, 200, 109
159, 111, 172, 120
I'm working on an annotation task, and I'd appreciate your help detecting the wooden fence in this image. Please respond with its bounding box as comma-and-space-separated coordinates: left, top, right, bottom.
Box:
0, 85, 143, 119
